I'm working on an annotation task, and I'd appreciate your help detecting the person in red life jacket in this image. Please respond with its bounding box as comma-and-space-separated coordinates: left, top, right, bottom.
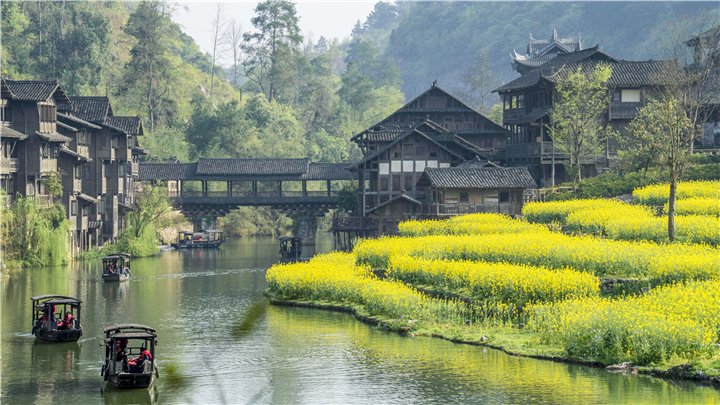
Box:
127, 348, 152, 373
58, 312, 74, 330
41, 305, 56, 324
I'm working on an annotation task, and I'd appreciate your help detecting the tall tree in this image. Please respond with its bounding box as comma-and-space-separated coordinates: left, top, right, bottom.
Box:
549, 64, 614, 183
242, 0, 302, 103
628, 97, 701, 241
208, 3, 226, 98
224, 18, 244, 88
455, 49, 500, 114
123, 0, 176, 135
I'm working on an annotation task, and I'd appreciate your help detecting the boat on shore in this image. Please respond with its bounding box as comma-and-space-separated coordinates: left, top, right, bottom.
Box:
101, 324, 158, 389
102, 254, 132, 282
171, 230, 225, 249
30, 295, 83, 342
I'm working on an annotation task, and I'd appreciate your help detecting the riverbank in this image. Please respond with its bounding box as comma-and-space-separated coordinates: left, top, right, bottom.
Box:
266, 292, 720, 388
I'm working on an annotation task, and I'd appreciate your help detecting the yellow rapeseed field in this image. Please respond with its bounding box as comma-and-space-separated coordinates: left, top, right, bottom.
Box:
398, 213, 547, 237
606, 214, 720, 246
354, 233, 719, 283
388, 255, 598, 304
529, 279, 720, 365
633, 180, 720, 205
523, 199, 622, 224
665, 197, 720, 217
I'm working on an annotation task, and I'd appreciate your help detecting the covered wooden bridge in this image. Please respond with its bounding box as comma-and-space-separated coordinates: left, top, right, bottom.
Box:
138, 158, 356, 217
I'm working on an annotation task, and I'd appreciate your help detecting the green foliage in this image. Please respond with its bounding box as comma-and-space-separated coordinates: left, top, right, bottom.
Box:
220, 207, 292, 237
1, 196, 71, 267
40, 170, 65, 198
549, 64, 614, 182
336, 181, 359, 215
102, 225, 159, 258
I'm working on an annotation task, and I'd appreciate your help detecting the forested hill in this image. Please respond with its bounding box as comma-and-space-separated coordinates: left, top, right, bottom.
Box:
354, 1, 718, 102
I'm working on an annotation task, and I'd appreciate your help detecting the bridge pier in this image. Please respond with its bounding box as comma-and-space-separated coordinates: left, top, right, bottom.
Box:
294, 215, 318, 245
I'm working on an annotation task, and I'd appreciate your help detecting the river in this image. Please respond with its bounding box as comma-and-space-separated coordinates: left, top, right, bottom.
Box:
2, 235, 719, 404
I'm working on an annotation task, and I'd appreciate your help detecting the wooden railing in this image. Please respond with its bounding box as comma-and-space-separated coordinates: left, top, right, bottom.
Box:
0, 158, 19, 175
422, 203, 522, 216
168, 190, 338, 198
609, 102, 644, 120
331, 216, 378, 231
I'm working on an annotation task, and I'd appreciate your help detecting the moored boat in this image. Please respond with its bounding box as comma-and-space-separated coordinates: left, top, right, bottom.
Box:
171, 230, 225, 249
279, 237, 302, 260
30, 295, 83, 342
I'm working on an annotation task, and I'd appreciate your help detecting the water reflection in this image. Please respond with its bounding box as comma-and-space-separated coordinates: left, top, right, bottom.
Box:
2, 234, 719, 404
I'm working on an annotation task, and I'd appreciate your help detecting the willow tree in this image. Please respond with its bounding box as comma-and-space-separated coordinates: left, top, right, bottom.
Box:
549, 63, 613, 182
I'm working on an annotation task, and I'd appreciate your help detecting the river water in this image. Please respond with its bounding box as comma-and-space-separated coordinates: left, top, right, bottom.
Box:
2, 235, 719, 404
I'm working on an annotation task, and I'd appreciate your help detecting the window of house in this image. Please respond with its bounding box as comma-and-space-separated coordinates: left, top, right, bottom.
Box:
392, 175, 401, 192
75, 165, 82, 179
500, 192, 510, 203
518, 95, 524, 109
404, 174, 413, 191
429, 151, 437, 158
511, 96, 517, 109
98, 198, 106, 214
118, 161, 125, 177
82, 204, 89, 217
111, 136, 118, 149
104, 161, 112, 177
621, 89, 640, 103
71, 200, 78, 216
504, 95, 510, 109
612, 92, 621, 102
380, 177, 389, 192
84, 164, 91, 179
459, 192, 469, 202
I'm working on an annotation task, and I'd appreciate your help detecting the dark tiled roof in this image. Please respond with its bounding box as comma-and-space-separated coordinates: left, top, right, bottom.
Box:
57, 121, 78, 132
456, 157, 500, 168
105, 116, 143, 136
138, 163, 198, 181
77, 193, 98, 203
3, 79, 69, 103
68, 97, 112, 123
35, 131, 72, 143
421, 167, 537, 189
351, 126, 462, 168
303, 163, 357, 180
496, 47, 677, 93
1, 125, 28, 139
196, 158, 309, 176
367, 194, 421, 214
60, 147, 90, 161
57, 113, 102, 129
507, 107, 551, 125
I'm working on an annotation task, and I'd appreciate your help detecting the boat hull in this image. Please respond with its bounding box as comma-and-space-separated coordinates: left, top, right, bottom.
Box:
172, 241, 224, 249
103, 273, 130, 282
34, 327, 83, 342
107, 372, 154, 389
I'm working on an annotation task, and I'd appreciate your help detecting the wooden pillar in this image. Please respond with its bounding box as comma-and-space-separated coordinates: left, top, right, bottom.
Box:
277, 181, 282, 198
179, 180, 184, 197
302, 180, 307, 197
252, 181, 257, 197
327, 180, 331, 197
227, 181, 231, 197
357, 171, 364, 217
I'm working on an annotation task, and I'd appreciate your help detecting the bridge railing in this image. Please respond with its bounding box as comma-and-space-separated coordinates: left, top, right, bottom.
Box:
167, 190, 338, 198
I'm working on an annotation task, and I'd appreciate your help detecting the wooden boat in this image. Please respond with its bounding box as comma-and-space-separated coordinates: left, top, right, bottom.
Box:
102, 254, 132, 282
171, 230, 225, 249
30, 295, 83, 342
101, 324, 158, 389
279, 237, 302, 260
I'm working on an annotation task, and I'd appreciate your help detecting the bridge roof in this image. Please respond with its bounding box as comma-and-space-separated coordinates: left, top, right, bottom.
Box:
139, 160, 357, 182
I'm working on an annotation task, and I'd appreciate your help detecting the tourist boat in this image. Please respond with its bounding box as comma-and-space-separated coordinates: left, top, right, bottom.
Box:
279, 237, 302, 260
102, 254, 132, 282
30, 295, 83, 342
171, 230, 225, 249
101, 324, 158, 389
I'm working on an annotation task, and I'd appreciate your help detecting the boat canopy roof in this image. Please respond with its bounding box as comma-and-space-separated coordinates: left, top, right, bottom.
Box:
201, 229, 222, 233
102, 253, 131, 260
43, 298, 82, 305
104, 323, 156, 333
104, 331, 157, 342
30, 294, 80, 302
279, 237, 301, 242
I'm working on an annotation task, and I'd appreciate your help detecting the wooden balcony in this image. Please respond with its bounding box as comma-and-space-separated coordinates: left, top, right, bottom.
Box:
0, 158, 19, 175
609, 102, 644, 120
330, 216, 378, 231
421, 203, 522, 216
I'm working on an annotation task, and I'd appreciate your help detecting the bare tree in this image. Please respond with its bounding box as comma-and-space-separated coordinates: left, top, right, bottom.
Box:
656, 13, 720, 150
209, 3, 227, 98
455, 49, 501, 114
224, 18, 243, 89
